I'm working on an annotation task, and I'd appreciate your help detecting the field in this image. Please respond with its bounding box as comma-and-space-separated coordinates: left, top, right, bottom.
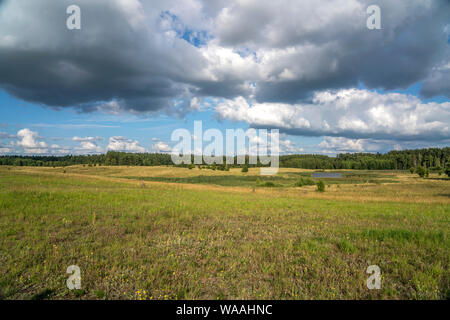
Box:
0, 165, 449, 300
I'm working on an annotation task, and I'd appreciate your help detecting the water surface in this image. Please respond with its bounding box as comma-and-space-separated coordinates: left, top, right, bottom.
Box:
312, 172, 342, 178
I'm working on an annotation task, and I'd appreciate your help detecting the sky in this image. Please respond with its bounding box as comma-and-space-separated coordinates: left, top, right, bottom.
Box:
0, 0, 449, 156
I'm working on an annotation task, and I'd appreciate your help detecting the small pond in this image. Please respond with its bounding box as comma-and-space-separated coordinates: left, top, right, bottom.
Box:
312, 172, 343, 178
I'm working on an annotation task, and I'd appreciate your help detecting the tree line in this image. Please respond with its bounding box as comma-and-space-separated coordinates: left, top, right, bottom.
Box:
0, 147, 449, 171
280, 148, 450, 171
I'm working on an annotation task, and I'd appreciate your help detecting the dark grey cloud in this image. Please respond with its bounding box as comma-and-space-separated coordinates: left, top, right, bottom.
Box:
421, 49, 450, 98
0, 0, 448, 113
421, 67, 450, 98
250, 0, 450, 103
0, 0, 206, 113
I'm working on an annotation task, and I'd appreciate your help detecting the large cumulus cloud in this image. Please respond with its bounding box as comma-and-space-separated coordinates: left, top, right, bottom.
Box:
0, 0, 448, 115
214, 89, 450, 142
215, 0, 450, 102
0, 0, 209, 112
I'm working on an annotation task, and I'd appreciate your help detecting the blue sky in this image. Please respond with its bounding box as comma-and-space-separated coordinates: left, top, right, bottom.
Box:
0, 0, 448, 156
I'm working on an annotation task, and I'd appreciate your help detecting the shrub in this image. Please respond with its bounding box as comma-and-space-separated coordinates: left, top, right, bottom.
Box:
263, 181, 275, 187
294, 177, 316, 187
187, 164, 194, 170
416, 166, 426, 178
241, 166, 248, 173
316, 180, 325, 192
409, 167, 415, 174
445, 165, 450, 178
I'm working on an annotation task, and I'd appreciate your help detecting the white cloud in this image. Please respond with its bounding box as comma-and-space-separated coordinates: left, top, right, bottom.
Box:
50, 144, 72, 155
107, 136, 146, 153
73, 136, 104, 154
17, 128, 47, 148
16, 128, 48, 153
77, 142, 103, 153
318, 137, 365, 153
23, 148, 48, 154
235, 131, 300, 155
215, 89, 450, 141
189, 97, 202, 111
152, 141, 172, 153
72, 136, 103, 142
279, 139, 304, 153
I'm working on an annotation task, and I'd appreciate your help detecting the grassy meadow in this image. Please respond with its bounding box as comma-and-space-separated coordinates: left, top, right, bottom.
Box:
0, 165, 449, 300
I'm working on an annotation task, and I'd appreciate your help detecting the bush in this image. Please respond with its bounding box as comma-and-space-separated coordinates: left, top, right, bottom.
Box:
263, 181, 275, 187
316, 180, 325, 192
187, 164, 195, 170
241, 166, 248, 173
409, 167, 415, 174
294, 177, 316, 187
445, 165, 450, 178
416, 166, 426, 178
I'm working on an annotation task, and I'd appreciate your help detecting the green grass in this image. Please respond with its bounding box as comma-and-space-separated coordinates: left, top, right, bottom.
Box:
121, 175, 294, 187
359, 229, 445, 242
120, 171, 396, 187
0, 167, 448, 300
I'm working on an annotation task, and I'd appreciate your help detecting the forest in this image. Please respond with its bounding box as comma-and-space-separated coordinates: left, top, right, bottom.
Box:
1, 147, 449, 171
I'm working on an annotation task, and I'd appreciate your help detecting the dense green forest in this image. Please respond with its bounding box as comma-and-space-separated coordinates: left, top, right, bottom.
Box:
1, 147, 449, 171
